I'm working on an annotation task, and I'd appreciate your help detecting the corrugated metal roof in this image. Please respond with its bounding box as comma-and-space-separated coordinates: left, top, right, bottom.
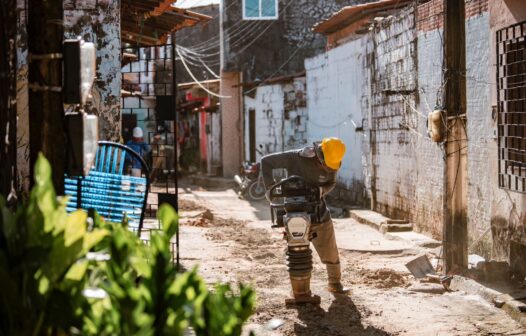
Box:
313, 0, 412, 35
122, 0, 211, 46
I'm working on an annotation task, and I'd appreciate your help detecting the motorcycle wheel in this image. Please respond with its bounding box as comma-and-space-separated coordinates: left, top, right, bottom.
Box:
248, 179, 266, 200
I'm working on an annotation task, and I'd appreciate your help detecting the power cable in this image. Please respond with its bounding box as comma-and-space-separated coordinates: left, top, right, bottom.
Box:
243, 44, 303, 95
176, 48, 230, 98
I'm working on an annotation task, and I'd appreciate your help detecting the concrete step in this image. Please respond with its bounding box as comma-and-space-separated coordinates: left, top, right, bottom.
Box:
349, 209, 390, 230
380, 223, 413, 233
349, 209, 441, 248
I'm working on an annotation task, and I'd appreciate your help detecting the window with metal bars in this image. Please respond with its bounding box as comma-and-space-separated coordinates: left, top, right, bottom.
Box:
497, 21, 526, 193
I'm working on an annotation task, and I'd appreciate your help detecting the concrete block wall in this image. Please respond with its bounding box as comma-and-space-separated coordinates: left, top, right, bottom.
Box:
244, 84, 285, 159
305, 37, 367, 205
243, 78, 308, 162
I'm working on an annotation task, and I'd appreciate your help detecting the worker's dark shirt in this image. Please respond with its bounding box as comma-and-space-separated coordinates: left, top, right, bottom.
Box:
261, 146, 337, 223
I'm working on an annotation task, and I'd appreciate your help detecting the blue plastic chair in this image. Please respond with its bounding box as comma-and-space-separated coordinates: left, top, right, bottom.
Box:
65, 141, 150, 235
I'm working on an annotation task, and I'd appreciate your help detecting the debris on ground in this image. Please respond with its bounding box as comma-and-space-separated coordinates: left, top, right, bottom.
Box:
179, 199, 205, 211
354, 268, 410, 289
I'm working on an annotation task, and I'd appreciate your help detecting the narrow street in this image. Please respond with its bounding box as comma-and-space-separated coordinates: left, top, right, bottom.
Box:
177, 184, 525, 336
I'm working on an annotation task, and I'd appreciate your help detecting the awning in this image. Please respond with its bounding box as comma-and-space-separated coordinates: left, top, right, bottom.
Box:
122, 1, 211, 46
313, 0, 412, 35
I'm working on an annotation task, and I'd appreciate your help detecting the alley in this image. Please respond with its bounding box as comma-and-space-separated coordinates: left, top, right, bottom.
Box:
177, 184, 526, 336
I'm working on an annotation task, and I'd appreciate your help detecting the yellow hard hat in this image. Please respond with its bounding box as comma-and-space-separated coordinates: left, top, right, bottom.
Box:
321, 137, 346, 170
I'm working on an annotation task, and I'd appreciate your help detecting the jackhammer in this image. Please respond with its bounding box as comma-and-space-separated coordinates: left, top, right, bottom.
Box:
268, 176, 323, 305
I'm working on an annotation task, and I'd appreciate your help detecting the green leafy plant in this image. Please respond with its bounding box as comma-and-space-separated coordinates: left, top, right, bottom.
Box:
0, 154, 255, 336
84, 204, 256, 336
0, 154, 108, 335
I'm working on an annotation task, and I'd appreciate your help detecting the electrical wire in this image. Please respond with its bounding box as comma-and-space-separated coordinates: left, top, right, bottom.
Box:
243, 45, 303, 95
176, 48, 230, 98
176, 46, 220, 78
176, 0, 239, 45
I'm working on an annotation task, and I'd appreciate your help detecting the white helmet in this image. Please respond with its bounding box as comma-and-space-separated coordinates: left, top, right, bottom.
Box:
133, 127, 143, 138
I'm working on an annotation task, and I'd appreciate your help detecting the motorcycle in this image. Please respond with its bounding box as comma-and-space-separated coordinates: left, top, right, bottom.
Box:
233, 160, 266, 201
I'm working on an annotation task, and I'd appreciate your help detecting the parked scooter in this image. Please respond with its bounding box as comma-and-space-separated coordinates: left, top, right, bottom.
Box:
233, 146, 266, 201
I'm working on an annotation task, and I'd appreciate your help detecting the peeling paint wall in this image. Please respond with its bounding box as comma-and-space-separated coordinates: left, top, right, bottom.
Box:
63, 0, 121, 141
305, 38, 367, 205
243, 77, 308, 161
484, 0, 526, 273
464, 12, 493, 259
16, 0, 30, 195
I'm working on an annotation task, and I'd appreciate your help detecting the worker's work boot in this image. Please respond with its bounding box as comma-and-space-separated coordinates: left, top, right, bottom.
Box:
327, 282, 351, 294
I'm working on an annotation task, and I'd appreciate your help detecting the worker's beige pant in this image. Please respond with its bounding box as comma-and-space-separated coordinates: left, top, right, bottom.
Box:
310, 219, 341, 285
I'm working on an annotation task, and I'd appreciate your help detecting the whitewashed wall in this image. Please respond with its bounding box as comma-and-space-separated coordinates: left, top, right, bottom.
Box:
305, 37, 367, 203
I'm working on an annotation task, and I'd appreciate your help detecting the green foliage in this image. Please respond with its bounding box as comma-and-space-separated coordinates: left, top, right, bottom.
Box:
0, 154, 108, 335
0, 154, 255, 336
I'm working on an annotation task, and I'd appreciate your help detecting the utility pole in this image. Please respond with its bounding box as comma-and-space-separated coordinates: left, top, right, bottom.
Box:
27, 0, 65, 193
443, 0, 468, 273
0, 0, 17, 201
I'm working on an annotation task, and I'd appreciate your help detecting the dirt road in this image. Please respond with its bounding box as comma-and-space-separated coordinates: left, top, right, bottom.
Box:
176, 185, 526, 336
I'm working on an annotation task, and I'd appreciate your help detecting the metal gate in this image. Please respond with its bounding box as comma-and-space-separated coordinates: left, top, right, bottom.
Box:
497, 21, 526, 193
121, 43, 179, 262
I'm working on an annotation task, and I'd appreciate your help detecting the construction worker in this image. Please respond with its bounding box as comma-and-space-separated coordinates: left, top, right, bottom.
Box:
126, 127, 151, 177
261, 137, 350, 295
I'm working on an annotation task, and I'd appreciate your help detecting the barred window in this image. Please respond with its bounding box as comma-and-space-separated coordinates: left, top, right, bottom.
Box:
497, 21, 526, 193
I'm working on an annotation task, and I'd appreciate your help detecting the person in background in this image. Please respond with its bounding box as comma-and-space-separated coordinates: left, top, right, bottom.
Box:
150, 131, 166, 183
126, 127, 151, 177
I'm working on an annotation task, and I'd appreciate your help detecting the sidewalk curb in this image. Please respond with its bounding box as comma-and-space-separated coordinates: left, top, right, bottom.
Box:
449, 275, 526, 327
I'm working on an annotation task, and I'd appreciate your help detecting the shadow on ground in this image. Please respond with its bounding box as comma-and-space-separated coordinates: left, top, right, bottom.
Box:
293, 294, 392, 336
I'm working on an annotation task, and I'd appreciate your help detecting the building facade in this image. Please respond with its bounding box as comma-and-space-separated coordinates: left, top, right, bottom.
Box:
310, 0, 526, 278
219, 0, 374, 177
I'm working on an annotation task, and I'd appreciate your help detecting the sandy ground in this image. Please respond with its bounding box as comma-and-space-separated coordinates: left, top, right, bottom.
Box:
174, 185, 526, 336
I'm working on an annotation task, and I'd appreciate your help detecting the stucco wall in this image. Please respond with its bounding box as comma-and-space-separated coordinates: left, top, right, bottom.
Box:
305, 38, 366, 204
464, 13, 493, 258
486, 0, 526, 269
221, 71, 242, 177
63, 0, 121, 141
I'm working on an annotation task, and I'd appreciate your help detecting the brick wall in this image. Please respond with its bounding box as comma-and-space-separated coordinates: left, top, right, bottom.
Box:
417, 0, 488, 32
